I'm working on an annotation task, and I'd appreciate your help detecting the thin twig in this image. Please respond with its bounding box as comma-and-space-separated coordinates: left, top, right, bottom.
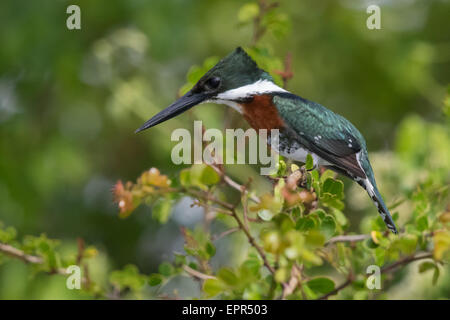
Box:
187, 189, 234, 210
282, 264, 301, 299
251, 0, 279, 46
230, 208, 276, 275
212, 228, 240, 241
0, 240, 98, 291
76, 238, 92, 289
318, 252, 434, 300
0, 242, 43, 264
203, 165, 277, 278
0, 242, 79, 279
76, 238, 85, 265
318, 274, 354, 300
209, 164, 261, 204
381, 252, 433, 274
274, 52, 293, 89
326, 234, 370, 245
242, 193, 250, 230
183, 265, 217, 280
193, 197, 262, 223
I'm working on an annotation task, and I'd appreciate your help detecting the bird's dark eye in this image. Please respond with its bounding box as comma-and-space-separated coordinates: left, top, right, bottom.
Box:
205, 77, 221, 90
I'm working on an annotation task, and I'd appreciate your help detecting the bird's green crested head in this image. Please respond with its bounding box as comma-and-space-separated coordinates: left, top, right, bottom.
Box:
136, 47, 286, 133
192, 47, 274, 95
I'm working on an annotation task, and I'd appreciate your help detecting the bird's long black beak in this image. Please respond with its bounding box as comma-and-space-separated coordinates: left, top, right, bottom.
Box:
135, 90, 207, 133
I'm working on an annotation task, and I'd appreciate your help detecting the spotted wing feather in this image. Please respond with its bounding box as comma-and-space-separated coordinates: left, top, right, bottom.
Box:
274, 93, 366, 178
273, 93, 398, 233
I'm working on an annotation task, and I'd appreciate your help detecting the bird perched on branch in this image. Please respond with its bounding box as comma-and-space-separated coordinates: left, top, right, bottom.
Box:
136, 47, 398, 234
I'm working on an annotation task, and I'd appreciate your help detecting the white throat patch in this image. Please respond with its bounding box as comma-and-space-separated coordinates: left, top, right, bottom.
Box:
216, 80, 287, 101
207, 80, 288, 114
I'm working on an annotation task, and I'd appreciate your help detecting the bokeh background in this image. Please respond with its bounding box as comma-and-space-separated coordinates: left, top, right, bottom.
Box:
0, 0, 449, 299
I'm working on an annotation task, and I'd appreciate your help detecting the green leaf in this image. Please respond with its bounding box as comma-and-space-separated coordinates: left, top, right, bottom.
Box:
148, 273, 163, 286
291, 206, 302, 219
274, 267, 289, 283
306, 277, 335, 294
398, 235, 418, 254
320, 215, 336, 240
374, 247, 386, 265
319, 178, 345, 210
332, 209, 348, 227
304, 230, 325, 247
296, 216, 316, 231
189, 164, 220, 189
242, 255, 262, 274
305, 154, 314, 170
416, 215, 429, 232
188, 262, 198, 270
310, 169, 319, 182
320, 170, 336, 183
418, 261, 440, 285
189, 164, 206, 189
310, 169, 321, 196
158, 262, 174, 277
22, 234, 60, 270
200, 165, 220, 185
238, 3, 259, 23
311, 209, 326, 220
0, 225, 17, 243
432, 267, 440, 285
433, 231, 450, 261
179, 169, 191, 187
365, 238, 379, 249
418, 261, 435, 273
203, 278, 225, 297
152, 197, 173, 223
262, 231, 281, 253
301, 249, 323, 265
109, 264, 146, 291
322, 178, 344, 199
217, 267, 239, 286
258, 209, 274, 221
205, 241, 216, 258
275, 159, 287, 177
263, 11, 291, 40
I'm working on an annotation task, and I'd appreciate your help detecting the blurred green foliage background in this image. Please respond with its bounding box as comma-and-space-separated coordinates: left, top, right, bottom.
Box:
0, 0, 449, 299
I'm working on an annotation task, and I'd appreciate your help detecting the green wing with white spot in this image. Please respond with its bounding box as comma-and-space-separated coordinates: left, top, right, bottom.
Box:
272, 92, 398, 233
273, 93, 366, 178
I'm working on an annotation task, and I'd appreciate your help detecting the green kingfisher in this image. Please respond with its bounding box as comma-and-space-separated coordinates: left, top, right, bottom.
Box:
136, 47, 398, 234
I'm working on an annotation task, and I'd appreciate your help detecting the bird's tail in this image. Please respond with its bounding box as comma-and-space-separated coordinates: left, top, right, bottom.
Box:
358, 178, 398, 234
